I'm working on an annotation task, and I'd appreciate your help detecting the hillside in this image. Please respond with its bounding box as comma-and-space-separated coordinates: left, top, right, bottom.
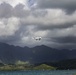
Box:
33, 64, 56, 70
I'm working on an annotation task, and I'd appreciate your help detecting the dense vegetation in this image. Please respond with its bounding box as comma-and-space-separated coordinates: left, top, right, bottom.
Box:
0, 61, 56, 71
0, 59, 76, 71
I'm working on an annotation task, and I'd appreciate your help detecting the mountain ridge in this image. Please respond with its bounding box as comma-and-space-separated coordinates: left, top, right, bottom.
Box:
0, 42, 76, 64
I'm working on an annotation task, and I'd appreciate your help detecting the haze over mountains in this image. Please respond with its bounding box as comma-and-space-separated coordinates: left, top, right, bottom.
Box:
0, 42, 76, 64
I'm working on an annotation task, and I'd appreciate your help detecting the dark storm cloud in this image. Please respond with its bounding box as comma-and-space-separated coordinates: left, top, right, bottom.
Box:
35, 23, 76, 31
51, 36, 76, 44
37, 0, 76, 14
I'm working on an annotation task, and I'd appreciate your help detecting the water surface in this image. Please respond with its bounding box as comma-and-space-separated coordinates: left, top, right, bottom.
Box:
0, 70, 76, 75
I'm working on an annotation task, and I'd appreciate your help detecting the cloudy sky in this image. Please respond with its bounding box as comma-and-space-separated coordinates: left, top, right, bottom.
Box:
0, 0, 76, 49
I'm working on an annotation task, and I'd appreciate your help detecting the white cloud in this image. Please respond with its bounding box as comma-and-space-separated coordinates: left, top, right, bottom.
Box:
0, 17, 20, 36
0, 0, 26, 7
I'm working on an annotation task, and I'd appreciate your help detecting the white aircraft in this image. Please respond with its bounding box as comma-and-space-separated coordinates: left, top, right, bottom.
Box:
33, 37, 42, 41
